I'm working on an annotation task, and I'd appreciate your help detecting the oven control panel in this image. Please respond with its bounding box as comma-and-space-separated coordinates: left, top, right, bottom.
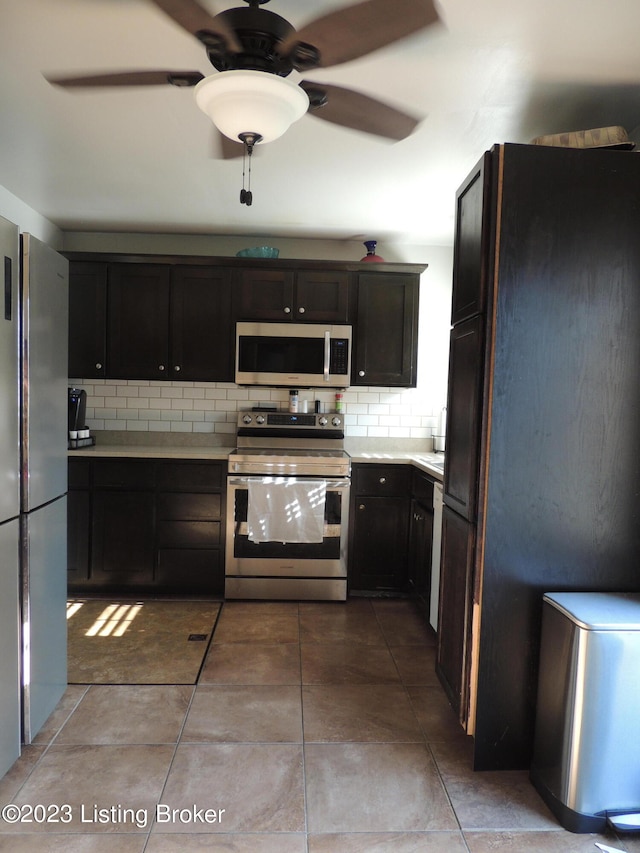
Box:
238, 412, 343, 432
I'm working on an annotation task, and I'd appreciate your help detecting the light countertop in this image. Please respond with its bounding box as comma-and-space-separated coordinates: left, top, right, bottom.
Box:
69, 444, 232, 461
69, 443, 444, 481
347, 450, 444, 481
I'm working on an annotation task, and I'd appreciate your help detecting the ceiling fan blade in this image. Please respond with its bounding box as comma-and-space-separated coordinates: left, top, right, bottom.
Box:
150, 0, 241, 52
46, 70, 204, 88
300, 81, 420, 141
280, 0, 440, 70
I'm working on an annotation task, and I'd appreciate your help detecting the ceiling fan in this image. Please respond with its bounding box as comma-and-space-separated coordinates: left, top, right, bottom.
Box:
46, 0, 442, 157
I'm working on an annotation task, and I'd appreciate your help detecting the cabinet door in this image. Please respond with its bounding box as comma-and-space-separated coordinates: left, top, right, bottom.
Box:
436, 506, 474, 723
68, 262, 107, 379
107, 264, 171, 379
408, 470, 434, 614
451, 151, 492, 325
233, 268, 295, 321
443, 315, 484, 520
350, 495, 410, 592
408, 498, 433, 613
91, 490, 155, 587
170, 266, 233, 381
294, 270, 350, 322
354, 273, 419, 387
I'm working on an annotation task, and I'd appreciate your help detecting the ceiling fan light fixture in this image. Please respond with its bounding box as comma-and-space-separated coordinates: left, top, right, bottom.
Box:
194, 69, 309, 144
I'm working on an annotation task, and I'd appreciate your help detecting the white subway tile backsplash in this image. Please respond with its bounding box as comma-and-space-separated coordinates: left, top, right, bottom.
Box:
160, 386, 184, 398
357, 415, 379, 426
389, 427, 413, 438
76, 379, 440, 443
183, 387, 205, 399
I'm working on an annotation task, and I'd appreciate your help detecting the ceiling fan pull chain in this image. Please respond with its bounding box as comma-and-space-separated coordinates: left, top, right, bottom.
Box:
240, 145, 248, 204
246, 146, 253, 205
238, 132, 261, 206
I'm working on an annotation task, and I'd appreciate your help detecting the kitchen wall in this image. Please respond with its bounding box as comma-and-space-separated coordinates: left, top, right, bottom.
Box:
65, 232, 453, 448
0, 186, 62, 247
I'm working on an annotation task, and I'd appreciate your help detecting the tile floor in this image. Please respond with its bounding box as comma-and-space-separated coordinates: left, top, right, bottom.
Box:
0, 598, 636, 852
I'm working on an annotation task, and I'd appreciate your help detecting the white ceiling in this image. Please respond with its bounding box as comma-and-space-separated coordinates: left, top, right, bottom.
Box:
1, 0, 640, 247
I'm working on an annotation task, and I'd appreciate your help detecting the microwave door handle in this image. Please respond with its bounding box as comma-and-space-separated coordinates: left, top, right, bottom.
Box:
324, 331, 330, 382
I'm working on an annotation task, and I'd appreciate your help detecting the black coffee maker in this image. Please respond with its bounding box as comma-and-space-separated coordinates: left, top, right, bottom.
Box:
68, 387, 87, 434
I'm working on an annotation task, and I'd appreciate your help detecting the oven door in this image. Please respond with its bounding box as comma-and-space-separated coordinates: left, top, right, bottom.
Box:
225, 476, 350, 580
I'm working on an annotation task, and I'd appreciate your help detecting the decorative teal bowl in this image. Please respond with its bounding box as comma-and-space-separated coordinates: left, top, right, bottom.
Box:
236, 246, 279, 259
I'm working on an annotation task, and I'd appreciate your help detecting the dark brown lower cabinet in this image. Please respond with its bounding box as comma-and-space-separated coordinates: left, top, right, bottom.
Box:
408, 470, 434, 615
155, 490, 223, 596
67, 457, 225, 597
91, 490, 156, 587
348, 464, 411, 593
436, 505, 475, 723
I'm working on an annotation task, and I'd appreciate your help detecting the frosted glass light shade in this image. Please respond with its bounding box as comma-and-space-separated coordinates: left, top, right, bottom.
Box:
194, 70, 309, 144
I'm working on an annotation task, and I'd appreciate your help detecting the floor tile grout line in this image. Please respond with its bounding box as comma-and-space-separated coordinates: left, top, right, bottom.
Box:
296, 603, 312, 853
426, 738, 469, 841
192, 600, 224, 683
137, 673, 200, 850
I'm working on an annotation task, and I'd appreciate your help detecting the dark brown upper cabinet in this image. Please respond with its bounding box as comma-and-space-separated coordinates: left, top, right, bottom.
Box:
169, 265, 232, 381
233, 267, 350, 323
70, 262, 233, 382
66, 254, 425, 387
451, 152, 492, 325
107, 263, 171, 380
68, 261, 108, 379
353, 272, 420, 387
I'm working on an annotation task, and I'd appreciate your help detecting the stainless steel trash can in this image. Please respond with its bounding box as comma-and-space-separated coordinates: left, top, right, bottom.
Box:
530, 592, 640, 833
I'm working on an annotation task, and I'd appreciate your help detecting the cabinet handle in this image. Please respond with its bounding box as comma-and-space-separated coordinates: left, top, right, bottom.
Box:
284, 306, 291, 314
358, 370, 365, 377
95, 362, 102, 370
174, 365, 181, 372
359, 504, 365, 510
379, 477, 386, 484
158, 365, 165, 371
298, 306, 305, 314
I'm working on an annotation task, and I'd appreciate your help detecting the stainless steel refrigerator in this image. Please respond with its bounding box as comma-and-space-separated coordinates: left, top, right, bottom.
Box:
19, 233, 69, 744
0, 216, 21, 778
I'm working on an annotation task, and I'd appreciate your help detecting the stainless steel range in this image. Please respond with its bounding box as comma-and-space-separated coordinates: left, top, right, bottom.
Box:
225, 411, 351, 600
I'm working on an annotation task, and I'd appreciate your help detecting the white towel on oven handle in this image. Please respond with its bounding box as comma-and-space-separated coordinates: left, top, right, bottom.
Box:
247, 478, 327, 543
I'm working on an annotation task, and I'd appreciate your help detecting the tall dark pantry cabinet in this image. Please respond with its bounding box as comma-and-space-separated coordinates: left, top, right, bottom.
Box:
437, 142, 640, 771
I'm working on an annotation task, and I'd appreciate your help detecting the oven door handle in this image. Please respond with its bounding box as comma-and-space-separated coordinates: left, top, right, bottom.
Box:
323, 330, 331, 382
228, 476, 350, 490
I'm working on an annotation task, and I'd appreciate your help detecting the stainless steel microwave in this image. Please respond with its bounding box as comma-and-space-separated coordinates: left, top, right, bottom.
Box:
235, 322, 352, 387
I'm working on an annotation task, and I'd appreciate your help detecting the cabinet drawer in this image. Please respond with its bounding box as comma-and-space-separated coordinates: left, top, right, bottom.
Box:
92, 459, 156, 489
157, 520, 221, 549
156, 461, 223, 491
353, 464, 411, 496
157, 492, 221, 520
412, 469, 434, 508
